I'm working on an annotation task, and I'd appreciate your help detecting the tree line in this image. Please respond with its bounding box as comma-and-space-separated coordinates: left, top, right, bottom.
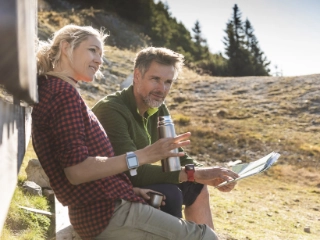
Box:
66, 0, 270, 76
223, 4, 270, 76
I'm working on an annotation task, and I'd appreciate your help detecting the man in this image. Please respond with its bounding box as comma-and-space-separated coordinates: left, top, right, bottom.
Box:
92, 47, 238, 228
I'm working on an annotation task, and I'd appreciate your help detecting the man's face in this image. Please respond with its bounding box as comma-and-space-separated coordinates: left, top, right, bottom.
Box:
134, 60, 175, 108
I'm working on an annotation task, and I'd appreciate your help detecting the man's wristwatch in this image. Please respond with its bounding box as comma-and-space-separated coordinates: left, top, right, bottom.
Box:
185, 164, 195, 182
126, 152, 139, 176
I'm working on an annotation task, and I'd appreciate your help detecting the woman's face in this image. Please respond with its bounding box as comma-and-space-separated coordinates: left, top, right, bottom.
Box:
69, 35, 103, 82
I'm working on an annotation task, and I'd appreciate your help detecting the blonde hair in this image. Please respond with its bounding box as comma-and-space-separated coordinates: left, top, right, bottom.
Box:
134, 47, 184, 80
37, 24, 108, 79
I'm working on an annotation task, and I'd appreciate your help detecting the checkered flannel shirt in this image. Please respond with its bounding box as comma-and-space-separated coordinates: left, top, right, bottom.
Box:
32, 75, 145, 239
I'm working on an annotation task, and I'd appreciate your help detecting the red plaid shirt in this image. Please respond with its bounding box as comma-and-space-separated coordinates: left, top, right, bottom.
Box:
32, 75, 145, 240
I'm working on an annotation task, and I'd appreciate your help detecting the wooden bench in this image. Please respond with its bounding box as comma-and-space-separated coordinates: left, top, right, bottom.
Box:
55, 197, 82, 240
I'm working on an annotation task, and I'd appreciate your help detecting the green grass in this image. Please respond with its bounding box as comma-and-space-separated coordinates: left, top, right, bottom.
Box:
3, 36, 320, 239
2, 182, 52, 239
1, 141, 54, 240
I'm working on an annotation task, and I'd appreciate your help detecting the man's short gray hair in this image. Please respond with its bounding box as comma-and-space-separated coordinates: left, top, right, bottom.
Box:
133, 47, 184, 80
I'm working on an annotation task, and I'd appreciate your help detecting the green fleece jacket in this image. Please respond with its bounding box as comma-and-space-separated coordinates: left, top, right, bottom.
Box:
92, 85, 200, 187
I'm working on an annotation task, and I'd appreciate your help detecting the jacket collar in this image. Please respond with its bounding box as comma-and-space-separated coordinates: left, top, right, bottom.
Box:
125, 85, 158, 118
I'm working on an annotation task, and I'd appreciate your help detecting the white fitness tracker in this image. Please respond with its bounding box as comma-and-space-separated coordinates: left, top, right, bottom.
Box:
126, 152, 139, 176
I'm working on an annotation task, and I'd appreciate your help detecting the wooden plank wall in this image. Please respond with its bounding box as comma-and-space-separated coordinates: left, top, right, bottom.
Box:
0, 99, 32, 233
0, 0, 37, 234
0, 0, 38, 104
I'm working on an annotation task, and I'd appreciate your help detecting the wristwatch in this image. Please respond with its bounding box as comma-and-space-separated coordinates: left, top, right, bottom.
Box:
126, 152, 139, 176
185, 164, 195, 182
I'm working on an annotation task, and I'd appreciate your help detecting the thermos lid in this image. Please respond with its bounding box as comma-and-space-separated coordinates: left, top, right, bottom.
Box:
158, 115, 173, 126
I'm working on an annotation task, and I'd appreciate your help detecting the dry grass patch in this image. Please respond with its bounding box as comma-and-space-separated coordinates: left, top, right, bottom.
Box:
210, 170, 320, 240
4, 25, 320, 238
172, 113, 191, 126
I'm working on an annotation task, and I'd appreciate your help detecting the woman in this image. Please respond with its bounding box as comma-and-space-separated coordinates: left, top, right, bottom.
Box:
32, 24, 218, 240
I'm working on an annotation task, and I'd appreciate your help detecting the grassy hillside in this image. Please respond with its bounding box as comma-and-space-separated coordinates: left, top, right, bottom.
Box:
168, 72, 320, 168
37, 7, 150, 49
36, 4, 320, 169
92, 48, 320, 240
2, 5, 320, 240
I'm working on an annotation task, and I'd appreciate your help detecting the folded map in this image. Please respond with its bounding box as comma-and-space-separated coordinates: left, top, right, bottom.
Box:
215, 151, 280, 188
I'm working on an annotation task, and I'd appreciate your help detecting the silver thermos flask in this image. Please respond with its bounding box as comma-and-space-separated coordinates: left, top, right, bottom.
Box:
158, 115, 181, 172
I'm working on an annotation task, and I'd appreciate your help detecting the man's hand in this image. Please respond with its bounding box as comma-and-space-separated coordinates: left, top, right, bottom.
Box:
207, 177, 237, 192
180, 166, 239, 192
196, 167, 239, 192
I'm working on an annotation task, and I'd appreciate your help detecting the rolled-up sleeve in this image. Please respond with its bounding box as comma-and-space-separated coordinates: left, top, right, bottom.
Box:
50, 89, 89, 168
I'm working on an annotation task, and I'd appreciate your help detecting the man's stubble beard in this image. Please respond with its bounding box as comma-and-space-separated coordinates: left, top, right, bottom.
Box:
137, 84, 164, 108
143, 95, 163, 108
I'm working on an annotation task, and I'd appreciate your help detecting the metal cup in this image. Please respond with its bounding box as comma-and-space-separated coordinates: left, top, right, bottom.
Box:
148, 192, 164, 208
158, 116, 181, 172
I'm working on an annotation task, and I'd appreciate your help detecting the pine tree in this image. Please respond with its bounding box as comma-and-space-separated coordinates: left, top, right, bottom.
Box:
244, 19, 270, 75
223, 4, 251, 76
224, 4, 270, 76
192, 20, 205, 46
244, 18, 253, 49
224, 22, 237, 75
232, 4, 244, 44
192, 20, 209, 61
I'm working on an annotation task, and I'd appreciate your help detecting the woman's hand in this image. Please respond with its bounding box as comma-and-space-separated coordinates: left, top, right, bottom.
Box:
137, 132, 191, 165
133, 188, 166, 208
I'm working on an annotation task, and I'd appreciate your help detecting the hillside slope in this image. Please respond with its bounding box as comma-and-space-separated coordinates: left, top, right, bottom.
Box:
37, 4, 149, 49
95, 48, 320, 240
31, 6, 320, 239
37, 5, 320, 169
77, 42, 320, 171
167, 71, 320, 167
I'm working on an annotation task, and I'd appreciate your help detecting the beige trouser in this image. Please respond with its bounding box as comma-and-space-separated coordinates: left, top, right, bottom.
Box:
95, 199, 218, 240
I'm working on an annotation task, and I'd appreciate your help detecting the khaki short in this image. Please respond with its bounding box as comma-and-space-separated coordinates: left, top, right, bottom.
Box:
94, 199, 218, 240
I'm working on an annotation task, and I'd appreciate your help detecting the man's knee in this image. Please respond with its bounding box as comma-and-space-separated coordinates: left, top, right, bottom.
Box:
187, 185, 210, 209
197, 185, 210, 201
179, 182, 204, 206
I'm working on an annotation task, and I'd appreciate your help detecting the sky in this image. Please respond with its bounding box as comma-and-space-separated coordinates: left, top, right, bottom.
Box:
158, 0, 320, 77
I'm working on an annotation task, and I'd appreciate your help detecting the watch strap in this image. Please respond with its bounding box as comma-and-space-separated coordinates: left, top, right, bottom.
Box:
129, 168, 137, 176
185, 164, 195, 182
